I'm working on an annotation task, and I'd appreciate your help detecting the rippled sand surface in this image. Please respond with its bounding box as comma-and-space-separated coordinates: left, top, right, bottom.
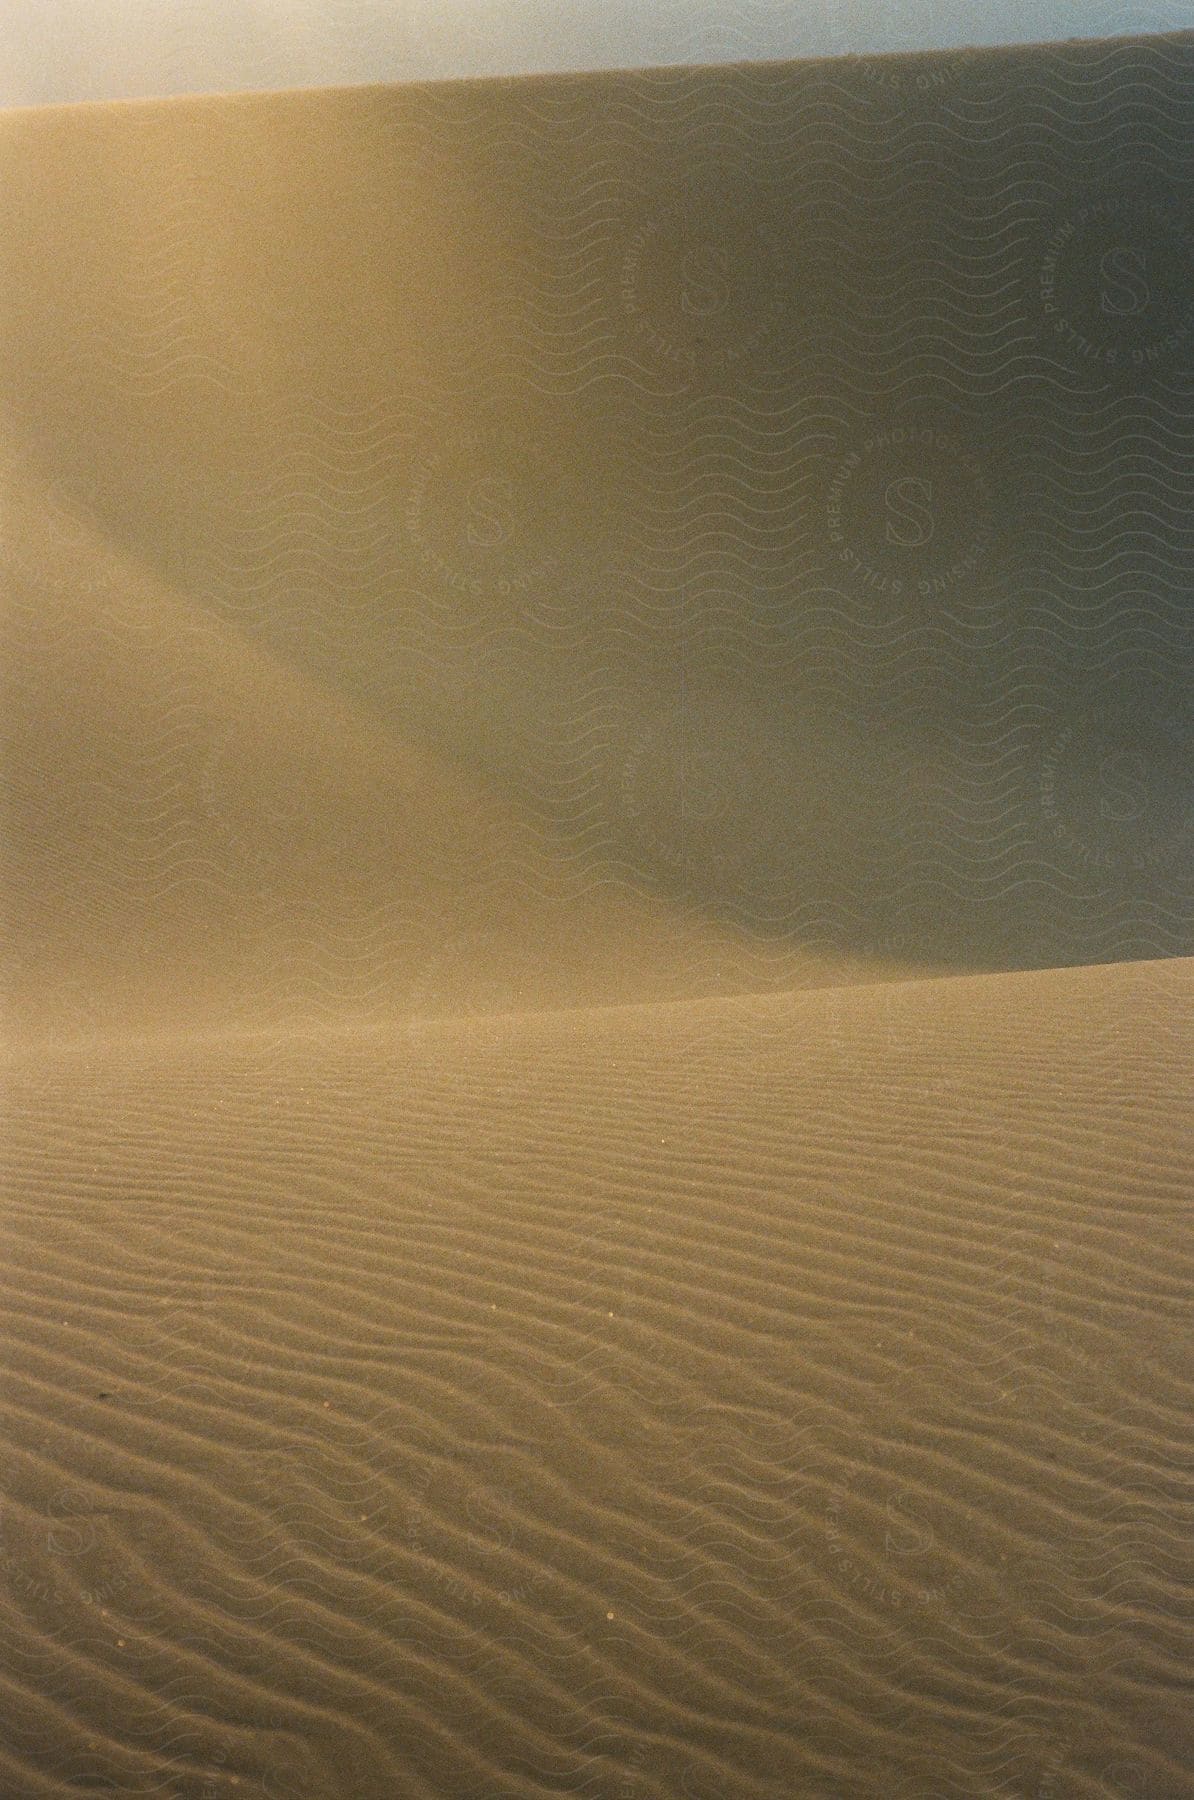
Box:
3, 24, 1193, 1798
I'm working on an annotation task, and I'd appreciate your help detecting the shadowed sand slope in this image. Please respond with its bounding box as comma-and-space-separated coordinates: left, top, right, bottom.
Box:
1, 459, 916, 1044
0, 955, 1190, 1797
3, 29, 1194, 999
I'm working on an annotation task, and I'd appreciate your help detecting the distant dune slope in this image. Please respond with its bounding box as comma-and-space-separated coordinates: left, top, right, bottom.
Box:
0, 458, 913, 1043
0, 955, 1189, 1797
3, 28, 1194, 1031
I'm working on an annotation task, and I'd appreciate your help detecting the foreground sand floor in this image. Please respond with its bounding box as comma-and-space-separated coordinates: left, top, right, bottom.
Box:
0, 956, 1190, 1798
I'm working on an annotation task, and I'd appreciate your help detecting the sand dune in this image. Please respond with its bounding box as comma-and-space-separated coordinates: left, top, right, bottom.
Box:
0, 956, 1190, 1797
3, 25, 1194, 1800
1, 454, 916, 1045
4, 29, 1194, 1004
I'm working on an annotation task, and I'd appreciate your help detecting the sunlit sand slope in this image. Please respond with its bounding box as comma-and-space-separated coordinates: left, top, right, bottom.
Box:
0, 955, 1189, 1797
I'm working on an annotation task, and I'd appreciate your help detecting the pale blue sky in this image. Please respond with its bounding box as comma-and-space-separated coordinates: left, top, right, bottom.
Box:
2, 0, 1192, 109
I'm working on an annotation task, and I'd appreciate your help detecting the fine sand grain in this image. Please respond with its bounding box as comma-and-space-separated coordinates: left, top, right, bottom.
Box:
3, 27, 1193, 1798
0, 956, 1189, 1797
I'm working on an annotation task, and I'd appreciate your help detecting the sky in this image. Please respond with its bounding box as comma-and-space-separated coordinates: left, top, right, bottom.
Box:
2, 0, 1192, 108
